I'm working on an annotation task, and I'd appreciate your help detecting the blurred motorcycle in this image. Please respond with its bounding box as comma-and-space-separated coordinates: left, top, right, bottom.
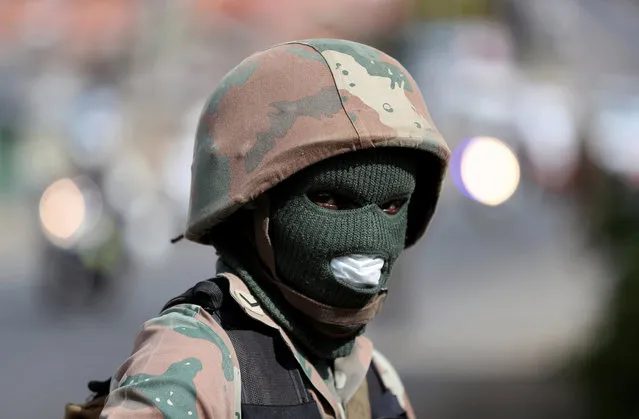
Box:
36, 171, 129, 311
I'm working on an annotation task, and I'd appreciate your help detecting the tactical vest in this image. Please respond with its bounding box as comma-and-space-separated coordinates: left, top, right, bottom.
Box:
65, 276, 408, 419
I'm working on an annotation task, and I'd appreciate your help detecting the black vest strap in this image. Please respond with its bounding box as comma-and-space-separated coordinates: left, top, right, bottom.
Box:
366, 361, 408, 419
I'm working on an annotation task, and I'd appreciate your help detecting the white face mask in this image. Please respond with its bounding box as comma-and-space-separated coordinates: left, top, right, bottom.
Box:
330, 255, 385, 288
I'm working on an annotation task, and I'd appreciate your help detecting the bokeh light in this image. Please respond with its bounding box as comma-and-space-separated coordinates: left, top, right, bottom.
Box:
453, 136, 521, 206
38, 178, 86, 245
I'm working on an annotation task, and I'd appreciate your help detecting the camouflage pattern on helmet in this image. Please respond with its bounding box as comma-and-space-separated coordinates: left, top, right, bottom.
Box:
186, 38, 450, 246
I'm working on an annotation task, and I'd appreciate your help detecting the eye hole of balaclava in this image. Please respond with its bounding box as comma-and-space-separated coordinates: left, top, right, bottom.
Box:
268, 148, 417, 309
306, 190, 409, 215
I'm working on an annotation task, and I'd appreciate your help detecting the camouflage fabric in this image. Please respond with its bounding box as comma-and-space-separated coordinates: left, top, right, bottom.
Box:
186, 38, 450, 247
101, 273, 415, 419
101, 301, 242, 419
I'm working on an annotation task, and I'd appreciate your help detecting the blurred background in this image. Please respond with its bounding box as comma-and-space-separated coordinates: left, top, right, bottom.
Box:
1, 0, 638, 418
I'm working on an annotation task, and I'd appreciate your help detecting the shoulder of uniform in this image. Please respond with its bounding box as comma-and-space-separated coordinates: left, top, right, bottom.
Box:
162, 272, 281, 330
139, 302, 239, 384
371, 349, 407, 409
161, 276, 229, 314
105, 302, 242, 419
219, 272, 279, 324
151, 303, 232, 339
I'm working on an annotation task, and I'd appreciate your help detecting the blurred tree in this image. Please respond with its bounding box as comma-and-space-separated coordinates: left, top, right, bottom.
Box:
572, 146, 639, 419
0, 68, 24, 197
0, 126, 17, 195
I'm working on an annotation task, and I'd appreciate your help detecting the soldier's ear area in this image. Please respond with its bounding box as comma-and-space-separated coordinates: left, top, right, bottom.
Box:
404, 152, 446, 247
201, 206, 256, 250
244, 201, 258, 210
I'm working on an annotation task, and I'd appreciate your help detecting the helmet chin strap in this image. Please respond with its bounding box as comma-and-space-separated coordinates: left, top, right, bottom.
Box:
251, 196, 387, 330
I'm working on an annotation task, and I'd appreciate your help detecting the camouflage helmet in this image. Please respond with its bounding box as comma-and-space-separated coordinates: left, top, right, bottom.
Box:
186, 39, 450, 246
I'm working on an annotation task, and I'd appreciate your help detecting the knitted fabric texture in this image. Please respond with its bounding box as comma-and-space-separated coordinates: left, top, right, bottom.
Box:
269, 148, 417, 309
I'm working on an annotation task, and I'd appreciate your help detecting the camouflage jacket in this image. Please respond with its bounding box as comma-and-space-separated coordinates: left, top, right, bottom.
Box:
101, 272, 415, 419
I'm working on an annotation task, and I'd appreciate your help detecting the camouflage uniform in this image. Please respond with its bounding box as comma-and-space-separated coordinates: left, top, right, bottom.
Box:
99, 39, 450, 419
101, 273, 415, 419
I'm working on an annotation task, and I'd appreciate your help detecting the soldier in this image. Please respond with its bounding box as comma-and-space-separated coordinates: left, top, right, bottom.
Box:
92, 38, 450, 419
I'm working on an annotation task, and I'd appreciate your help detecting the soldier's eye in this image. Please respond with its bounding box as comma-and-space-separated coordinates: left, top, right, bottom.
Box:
309, 191, 337, 210
381, 199, 407, 215
308, 191, 357, 210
